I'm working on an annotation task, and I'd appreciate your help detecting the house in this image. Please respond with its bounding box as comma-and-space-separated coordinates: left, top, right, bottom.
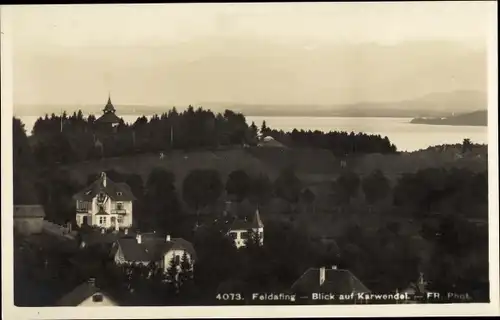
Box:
400, 272, 430, 304
291, 266, 370, 304
257, 136, 287, 149
227, 209, 264, 249
94, 94, 122, 130
56, 278, 119, 306
14, 205, 46, 236
113, 232, 197, 274
72, 172, 135, 230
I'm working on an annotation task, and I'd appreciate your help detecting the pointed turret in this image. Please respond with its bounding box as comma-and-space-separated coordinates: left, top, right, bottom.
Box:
253, 207, 264, 228
96, 93, 121, 127
103, 93, 116, 114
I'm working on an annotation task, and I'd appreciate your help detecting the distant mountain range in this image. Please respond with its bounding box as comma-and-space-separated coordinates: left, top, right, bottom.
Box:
14, 90, 487, 119
410, 110, 487, 126
201, 90, 487, 118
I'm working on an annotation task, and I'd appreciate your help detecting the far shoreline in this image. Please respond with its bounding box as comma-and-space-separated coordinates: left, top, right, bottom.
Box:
14, 113, 417, 119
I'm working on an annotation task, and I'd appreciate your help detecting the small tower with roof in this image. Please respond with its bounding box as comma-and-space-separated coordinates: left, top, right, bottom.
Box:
103, 93, 116, 114
95, 93, 121, 131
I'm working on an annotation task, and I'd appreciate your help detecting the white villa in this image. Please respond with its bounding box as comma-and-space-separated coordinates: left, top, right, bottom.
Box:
72, 172, 135, 229
113, 233, 197, 274
227, 209, 264, 249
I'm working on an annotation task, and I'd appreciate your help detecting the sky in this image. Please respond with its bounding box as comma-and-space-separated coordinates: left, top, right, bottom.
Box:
6, 2, 495, 108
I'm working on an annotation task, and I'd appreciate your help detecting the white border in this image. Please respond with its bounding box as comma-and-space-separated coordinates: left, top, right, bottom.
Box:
1, 3, 499, 319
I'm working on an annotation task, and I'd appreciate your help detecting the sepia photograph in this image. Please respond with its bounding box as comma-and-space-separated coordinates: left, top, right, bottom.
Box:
1, 1, 499, 319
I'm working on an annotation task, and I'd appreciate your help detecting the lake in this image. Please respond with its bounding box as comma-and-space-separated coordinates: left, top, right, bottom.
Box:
18, 115, 488, 152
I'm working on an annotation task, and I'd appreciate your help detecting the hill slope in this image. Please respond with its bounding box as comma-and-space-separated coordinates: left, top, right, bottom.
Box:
410, 110, 487, 126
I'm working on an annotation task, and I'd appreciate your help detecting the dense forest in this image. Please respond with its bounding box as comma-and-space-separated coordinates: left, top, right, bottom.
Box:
27, 106, 396, 167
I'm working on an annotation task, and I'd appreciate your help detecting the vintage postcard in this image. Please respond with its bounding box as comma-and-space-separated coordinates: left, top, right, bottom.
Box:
1, 2, 499, 319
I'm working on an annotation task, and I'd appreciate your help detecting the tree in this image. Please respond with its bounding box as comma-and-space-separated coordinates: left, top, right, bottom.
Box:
300, 188, 316, 214
182, 169, 223, 215
462, 138, 473, 154
35, 169, 81, 224
275, 167, 303, 212
361, 169, 391, 206
334, 170, 360, 205
178, 251, 194, 287
260, 121, 269, 138
248, 173, 273, 205
247, 122, 259, 145
166, 256, 180, 294
143, 168, 179, 232
225, 170, 251, 201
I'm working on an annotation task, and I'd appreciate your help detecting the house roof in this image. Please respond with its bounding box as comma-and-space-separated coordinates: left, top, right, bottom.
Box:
73, 173, 136, 201
56, 280, 118, 306
257, 138, 288, 149
80, 231, 123, 247
14, 205, 46, 218
116, 234, 197, 263
229, 209, 264, 231
291, 267, 370, 295
95, 112, 121, 124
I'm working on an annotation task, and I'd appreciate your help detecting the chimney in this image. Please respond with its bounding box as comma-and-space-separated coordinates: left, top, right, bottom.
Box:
166, 235, 171, 242
124, 228, 128, 235
88, 278, 95, 286
101, 172, 107, 188
136, 233, 142, 244
319, 267, 326, 285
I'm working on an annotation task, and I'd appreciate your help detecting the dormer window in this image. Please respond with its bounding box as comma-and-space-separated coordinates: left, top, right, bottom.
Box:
85, 190, 92, 195
92, 294, 103, 302
116, 192, 123, 196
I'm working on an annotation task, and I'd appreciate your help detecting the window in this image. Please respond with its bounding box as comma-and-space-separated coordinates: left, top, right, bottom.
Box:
116, 202, 124, 210
173, 255, 181, 265
92, 294, 103, 302
229, 232, 237, 240
240, 231, 249, 240
118, 217, 124, 224
99, 217, 107, 225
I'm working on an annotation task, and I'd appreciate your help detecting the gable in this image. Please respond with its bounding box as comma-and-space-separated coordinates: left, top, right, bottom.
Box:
291, 268, 370, 295
73, 178, 135, 202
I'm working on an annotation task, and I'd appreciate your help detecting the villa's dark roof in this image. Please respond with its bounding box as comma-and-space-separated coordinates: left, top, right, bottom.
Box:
291, 268, 370, 295
14, 205, 46, 218
116, 235, 197, 263
56, 280, 118, 306
229, 209, 264, 231
73, 173, 136, 201
95, 112, 121, 124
